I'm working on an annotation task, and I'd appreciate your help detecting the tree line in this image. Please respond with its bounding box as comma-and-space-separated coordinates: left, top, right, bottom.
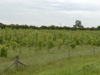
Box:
0, 20, 100, 30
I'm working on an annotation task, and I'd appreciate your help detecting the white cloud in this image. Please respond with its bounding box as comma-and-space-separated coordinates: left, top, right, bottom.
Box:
47, 0, 100, 3
0, 0, 100, 27
60, 10, 90, 14
51, 4, 60, 6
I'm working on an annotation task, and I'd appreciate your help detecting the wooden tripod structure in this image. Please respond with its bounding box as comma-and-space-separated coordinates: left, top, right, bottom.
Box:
5, 55, 26, 71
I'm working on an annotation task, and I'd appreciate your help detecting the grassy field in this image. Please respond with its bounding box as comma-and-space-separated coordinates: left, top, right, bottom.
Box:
0, 45, 100, 75
1, 29, 100, 75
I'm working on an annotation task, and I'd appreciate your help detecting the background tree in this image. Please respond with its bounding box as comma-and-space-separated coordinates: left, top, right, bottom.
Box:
40, 25, 47, 29
0, 22, 3, 26
73, 20, 84, 28
90, 27, 97, 31
48, 25, 56, 30
97, 25, 100, 30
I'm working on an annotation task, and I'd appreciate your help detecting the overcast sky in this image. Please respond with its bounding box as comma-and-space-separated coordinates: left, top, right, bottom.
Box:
0, 0, 100, 27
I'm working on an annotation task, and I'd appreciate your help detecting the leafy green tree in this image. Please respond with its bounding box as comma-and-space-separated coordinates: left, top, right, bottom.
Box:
40, 25, 47, 29
0, 22, 3, 25
15, 24, 20, 29
73, 20, 84, 28
97, 25, 100, 30
90, 27, 96, 31
0, 45, 8, 57
63, 26, 71, 30
48, 25, 56, 30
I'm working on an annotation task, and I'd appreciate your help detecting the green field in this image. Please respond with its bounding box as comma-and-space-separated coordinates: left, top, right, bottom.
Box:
0, 29, 100, 75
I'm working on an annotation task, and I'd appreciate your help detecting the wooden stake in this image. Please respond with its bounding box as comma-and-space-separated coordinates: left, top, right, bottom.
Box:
15, 55, 19, 69
4, 55, 26, 71
68, 49, 70, 59
93, 47, 95, 54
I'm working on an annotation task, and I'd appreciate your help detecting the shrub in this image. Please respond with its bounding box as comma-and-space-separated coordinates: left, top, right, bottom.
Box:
70, 42, 76, 49
0, 45, 8, 57
56, 39, 63, 49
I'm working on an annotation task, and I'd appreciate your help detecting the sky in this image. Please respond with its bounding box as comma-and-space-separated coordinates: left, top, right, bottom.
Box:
0, 0, 100, 27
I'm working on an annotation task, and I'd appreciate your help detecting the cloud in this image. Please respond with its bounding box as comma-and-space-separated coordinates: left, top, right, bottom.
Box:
51, 4, 60, 6
47, 0, 66, 2
47, 0, 100, 3
0, 0, 100, 27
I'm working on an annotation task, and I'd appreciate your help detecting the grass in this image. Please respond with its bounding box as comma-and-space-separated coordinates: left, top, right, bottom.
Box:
0, 45, 100, 75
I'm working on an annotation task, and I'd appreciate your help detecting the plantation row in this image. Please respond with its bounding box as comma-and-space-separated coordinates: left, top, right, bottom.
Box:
0, 28, 100, 57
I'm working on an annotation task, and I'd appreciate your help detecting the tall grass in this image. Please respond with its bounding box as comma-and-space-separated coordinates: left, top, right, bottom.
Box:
0, 45, 100, 75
